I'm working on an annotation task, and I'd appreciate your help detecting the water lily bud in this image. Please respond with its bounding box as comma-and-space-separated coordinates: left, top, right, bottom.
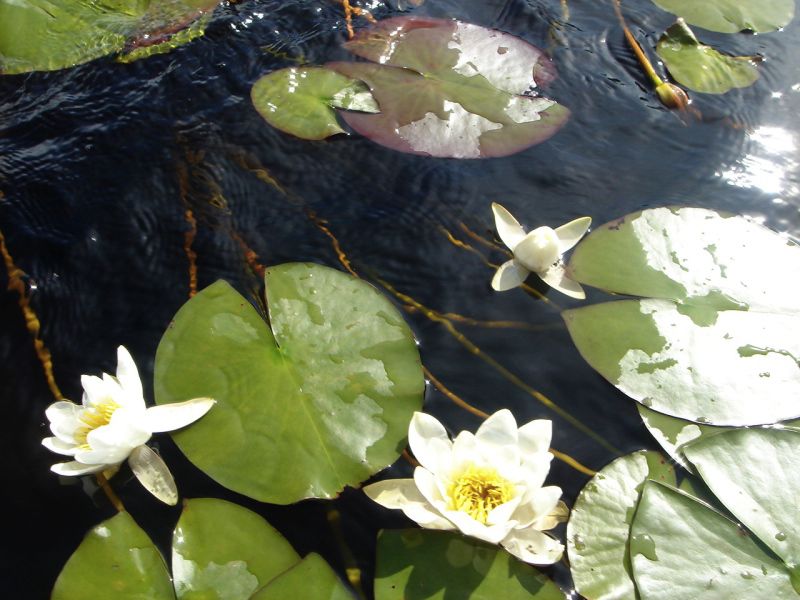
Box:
656, 81, 689, 110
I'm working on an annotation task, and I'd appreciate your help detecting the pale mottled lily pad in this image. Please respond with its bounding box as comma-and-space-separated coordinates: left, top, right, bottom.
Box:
251, 67, 379, 140
328, 16, 569, 158
657, 20, 760, 94
155, 264, 424, 504
52, 512, 174, 600
652, 0, 795, 33
172, 498, 299, 600
564, 207, 800, 426
374, 529, 563, 599
684, 428, 800, 572
567, 451, 674, 600
631, 481, 797, 599
0, 0, 219, 74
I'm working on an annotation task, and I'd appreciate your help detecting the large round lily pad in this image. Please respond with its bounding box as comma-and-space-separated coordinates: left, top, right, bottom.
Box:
250, 553, 354, 600
631, 481, 796, 599
172, 498, 299, 599
155, 263, 425, 504
564, 206, 800, 426
651, 0, 795, 33
52, 512, 174, 600
567, 451, 675, 600
374, 529, 563, 599
328, 16, 569, 158
0, 0, 220, 74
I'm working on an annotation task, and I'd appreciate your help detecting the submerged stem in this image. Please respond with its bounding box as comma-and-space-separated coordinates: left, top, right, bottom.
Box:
95, 472, 125, 513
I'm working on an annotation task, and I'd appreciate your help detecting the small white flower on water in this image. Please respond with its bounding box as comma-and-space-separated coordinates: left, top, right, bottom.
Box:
491, 202, 591, 299
363, 409, 568, 565
42, 346, 215, 505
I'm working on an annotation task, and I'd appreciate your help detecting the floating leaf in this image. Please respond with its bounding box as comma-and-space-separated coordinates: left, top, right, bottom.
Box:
374, 529, 563, 599
567, 451, 674, 600
564, 206, 800, 426
250, 553, 354, 600
251, 67, 379, 141
52, 512, 174, 600
327, 16, 569, 158
656, 20, 760, 94
651, 0, 794, 33
684, 428, 800, 571
172, 498, 299, 600
155, 264, 424, 503
631, 481, 796, 599
0, 0, 220, 74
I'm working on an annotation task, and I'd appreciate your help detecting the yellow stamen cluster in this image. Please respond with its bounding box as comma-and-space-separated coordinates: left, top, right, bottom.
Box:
75, 400, 120, 447
448, 464, 515, 524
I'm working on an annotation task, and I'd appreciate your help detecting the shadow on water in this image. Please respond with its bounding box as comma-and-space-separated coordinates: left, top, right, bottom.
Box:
1, 0, 799, 596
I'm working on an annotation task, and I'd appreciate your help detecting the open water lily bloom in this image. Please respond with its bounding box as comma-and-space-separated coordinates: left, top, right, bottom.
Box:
491, 202, 591, 299
364, 409, 568, 565
42, 346, 215, 504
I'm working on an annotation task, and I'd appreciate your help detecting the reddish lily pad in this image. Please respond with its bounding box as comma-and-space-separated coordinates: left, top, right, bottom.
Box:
329, 17, 569, 159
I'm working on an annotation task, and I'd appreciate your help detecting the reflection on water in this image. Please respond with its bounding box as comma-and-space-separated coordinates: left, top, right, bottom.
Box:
1, 0, 799, 596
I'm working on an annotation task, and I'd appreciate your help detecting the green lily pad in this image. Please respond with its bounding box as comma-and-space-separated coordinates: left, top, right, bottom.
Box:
567, 451, 675, 600
631, 481, 796, 599
155, 264, 424, 504
52, 512, 175, 600
564, 206, 800, 426
0, 0, 219, 74
172, 498, 300, 600
651, 0, 795, 33
250, 553, 354, 600
374, 529, 564, 599
327, 16, 569, 158
251, 67, 379, 141
656, 20, 760, 94
684, 428, 800, 571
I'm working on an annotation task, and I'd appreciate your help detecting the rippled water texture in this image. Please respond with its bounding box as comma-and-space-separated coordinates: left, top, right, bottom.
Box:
1, 0, 799, 596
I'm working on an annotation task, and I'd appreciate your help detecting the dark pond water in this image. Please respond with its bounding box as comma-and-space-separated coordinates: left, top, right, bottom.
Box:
1, 0, 799, 597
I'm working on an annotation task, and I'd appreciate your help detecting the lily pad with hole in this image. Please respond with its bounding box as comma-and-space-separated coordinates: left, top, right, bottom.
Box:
374, 529, 563, 599
567, 451, 675, 600
564, 206, 800, 426
155, 263, 425, 504
631, 481, 797, 599
327, 16, 569, 158
657, 20, 760, 94
172, 498, 299, 600
651, 0, 795, 33
52, 512, 174, 600
251, 67, 379, 140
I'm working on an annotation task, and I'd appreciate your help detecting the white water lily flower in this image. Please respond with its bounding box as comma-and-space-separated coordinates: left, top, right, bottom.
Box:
42, 346, 215, 504
491, 202, 591, 299
364, 409, 568, 565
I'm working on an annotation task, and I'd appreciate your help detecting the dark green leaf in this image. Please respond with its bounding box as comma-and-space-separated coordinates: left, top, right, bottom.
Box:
249, 553, 354, 600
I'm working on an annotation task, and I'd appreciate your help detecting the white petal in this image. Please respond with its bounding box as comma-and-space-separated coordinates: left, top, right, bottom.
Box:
486, 493, 524, 527
413, 466, 447, 507
363, 478, 453, 529
408, 412, 452, 475
518, 454, 553, 495
450, 431, 478, 473
443, 509, 516, 545
81, 375, 115, 408
554, 216, 591, 253
518, 419, 552, 455
539, 263, 586, 299
532, 500, 570, 531
501, 528, 564, 565
491, 260, 529, 292
115, 346, 145, 411
513, 227, 560, 273
128, 445, 178, 505
42, 436, 78, 456
515, 486, 563, 529
475, 409, 518, 448
144, 398, 215, 433
45, 401, 82, 443
492, 203, 526, 250
51, 460, 107, 476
